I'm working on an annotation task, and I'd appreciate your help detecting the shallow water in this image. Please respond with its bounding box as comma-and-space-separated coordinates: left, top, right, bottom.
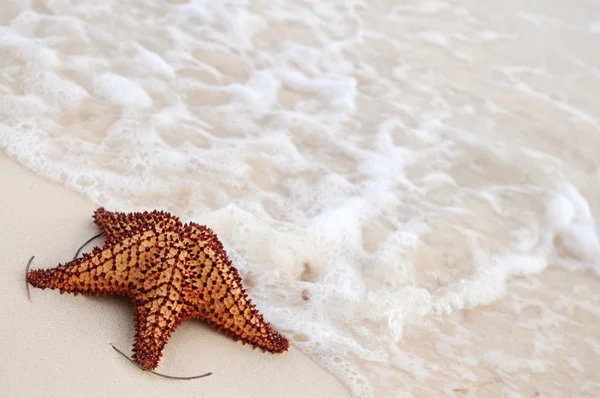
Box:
2, 1, 600, 396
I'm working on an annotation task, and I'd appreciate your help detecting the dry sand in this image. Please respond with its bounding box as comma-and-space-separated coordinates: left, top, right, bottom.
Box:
0, 153, 351, 398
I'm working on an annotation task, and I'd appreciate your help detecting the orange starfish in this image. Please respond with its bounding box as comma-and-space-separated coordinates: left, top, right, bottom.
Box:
27, 207, 289, 370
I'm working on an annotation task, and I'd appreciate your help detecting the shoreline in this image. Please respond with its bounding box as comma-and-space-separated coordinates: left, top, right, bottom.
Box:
0, 152, 351, 398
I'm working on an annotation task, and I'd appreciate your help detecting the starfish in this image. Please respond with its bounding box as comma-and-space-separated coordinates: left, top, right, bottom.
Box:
27, 207, 289, 371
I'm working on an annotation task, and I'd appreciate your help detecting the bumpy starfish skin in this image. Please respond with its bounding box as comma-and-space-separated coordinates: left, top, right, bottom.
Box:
28, 207, 289, 370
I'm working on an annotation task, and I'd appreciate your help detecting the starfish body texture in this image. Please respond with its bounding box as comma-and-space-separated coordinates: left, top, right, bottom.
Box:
28, 208, 289, 370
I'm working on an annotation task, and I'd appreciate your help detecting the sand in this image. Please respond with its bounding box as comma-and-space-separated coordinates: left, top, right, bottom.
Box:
0, 153, 351, 398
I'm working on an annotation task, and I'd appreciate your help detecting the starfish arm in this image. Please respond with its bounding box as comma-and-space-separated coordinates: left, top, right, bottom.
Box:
195, 292, 289, 353
194, 279, 289, 353
131, 300, 192, 370
130, 264, 194, 370
27, 240, 139, 296
93, 207, 181, 245
127, 234, 197, 370
183, 223, 289, 353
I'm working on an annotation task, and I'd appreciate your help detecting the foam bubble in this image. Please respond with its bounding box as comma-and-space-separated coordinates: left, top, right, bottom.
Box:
484, 350, 547, 374
419, 1, 450, 14
276, 70, 357, 112
0, 27, 60, 68
134, 45, 176, 78
228, 70, 281, 116
92, 73, 153, 108
25, 71, 89, 108
419, 31, 449, 47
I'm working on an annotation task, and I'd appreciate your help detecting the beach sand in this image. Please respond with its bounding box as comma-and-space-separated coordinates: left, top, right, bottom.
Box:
0, 152, 351, 398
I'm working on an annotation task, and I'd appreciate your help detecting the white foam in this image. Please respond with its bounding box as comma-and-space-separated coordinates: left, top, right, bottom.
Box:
228, 70, 281, 116
26, 71, 89, 108
419, 1, 449, 14
134, 45, 176, 78
484, 350, 547, 374
92, 73, 153, 108
419, 31, 449, 47
0, 27, 60, 68
276, 69, 357, 112
545, 185, 600, 274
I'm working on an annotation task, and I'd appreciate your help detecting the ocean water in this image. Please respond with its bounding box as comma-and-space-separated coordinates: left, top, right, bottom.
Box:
2, 1, 600, 396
